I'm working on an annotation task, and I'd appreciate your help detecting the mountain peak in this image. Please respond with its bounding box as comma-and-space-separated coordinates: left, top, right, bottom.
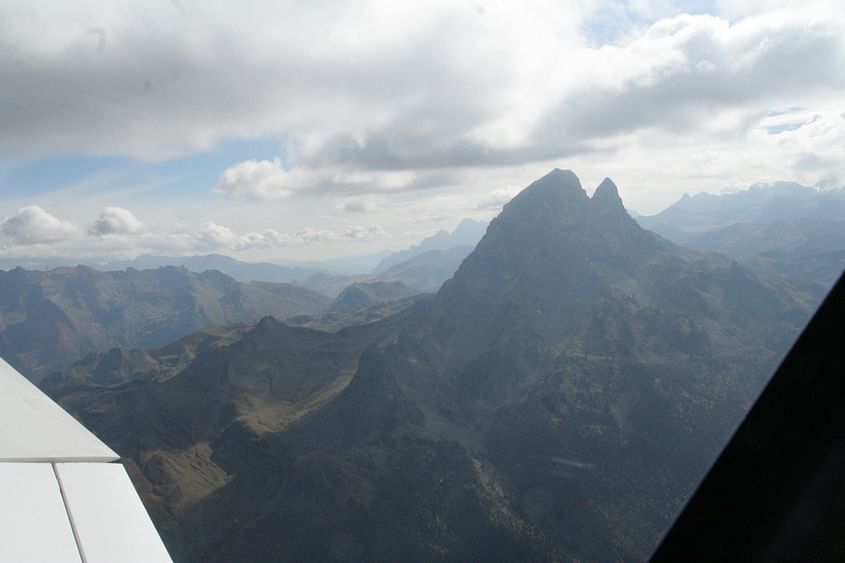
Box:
464, 169, 591, 254
591, 177, 626, 213
443, 170, 651, 332
593, 177, 618, 198
506, 168, 587, 211
539, 168, 582, 190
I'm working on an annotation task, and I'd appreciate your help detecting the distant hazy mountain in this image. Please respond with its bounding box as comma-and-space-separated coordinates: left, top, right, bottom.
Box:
638, 183, 845, 296
56, 170, 810, 561
372, 218, 487, 274
99, 253, 325, 284
87, 221, 485, 295
305, 245, 475, 296
0, 265, 330, 382
0, 256, 95, 271
298, 251, 393, 276
303, 220, 485, 296
377, 245, 474, 291
639, 182, 845, 241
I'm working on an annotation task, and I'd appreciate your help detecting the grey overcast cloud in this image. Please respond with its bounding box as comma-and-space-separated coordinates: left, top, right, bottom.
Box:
1, 0, 843, 262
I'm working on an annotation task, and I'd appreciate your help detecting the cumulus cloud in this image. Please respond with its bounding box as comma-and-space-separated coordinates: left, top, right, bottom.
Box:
196, 222, 295, 250
0, 201, 389, 260
0, 206, 80, 245
342, 225, 389, 240
88, 207, 144, 236
213, 159, 311, 201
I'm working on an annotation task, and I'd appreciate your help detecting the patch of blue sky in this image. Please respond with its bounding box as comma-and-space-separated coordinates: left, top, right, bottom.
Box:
582, 0, 720, 46
761, 108, 815, 135
0, 136, 286, 202
0, 153, 132, 199
766, 123, 804, 134
767, 106, 807, 117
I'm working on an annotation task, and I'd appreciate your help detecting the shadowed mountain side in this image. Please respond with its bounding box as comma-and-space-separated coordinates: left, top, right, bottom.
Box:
285, 280, 429, 333
256, 170, 806, 561
328, 281, 420, 314
652, 272, 845, 562
0, 265, 331, 382
53, 312, 411, 556
59, 170, 811, 562
746, 249, 845, 302
42, 324, 252, 389
289, 293, 430, 333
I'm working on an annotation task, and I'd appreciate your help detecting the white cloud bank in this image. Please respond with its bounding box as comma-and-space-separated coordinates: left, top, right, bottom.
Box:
196, 223, 386, 250
197, 3, 842, 203
0, 205, 388, 258
0, 0, 843, 253
2, 2, 842, 168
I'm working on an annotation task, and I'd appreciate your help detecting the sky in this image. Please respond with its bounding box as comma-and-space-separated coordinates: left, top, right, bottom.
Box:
1, 0, 843, 263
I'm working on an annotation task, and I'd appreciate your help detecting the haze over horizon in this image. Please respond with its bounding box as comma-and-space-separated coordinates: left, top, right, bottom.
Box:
1, 0, 843, 263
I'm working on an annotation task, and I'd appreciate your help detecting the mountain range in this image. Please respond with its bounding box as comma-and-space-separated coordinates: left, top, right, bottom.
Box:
372, 218, 487, 273
0, 265, 330, 382
638, 182, 845, 299
282, 282, 429, 333
52, 170, 812, 561
327, 281, 420, 314
85, 219, 486, 289
99, 254, 326, 284
300, 220, 487, 296
305, 245, 475, 297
